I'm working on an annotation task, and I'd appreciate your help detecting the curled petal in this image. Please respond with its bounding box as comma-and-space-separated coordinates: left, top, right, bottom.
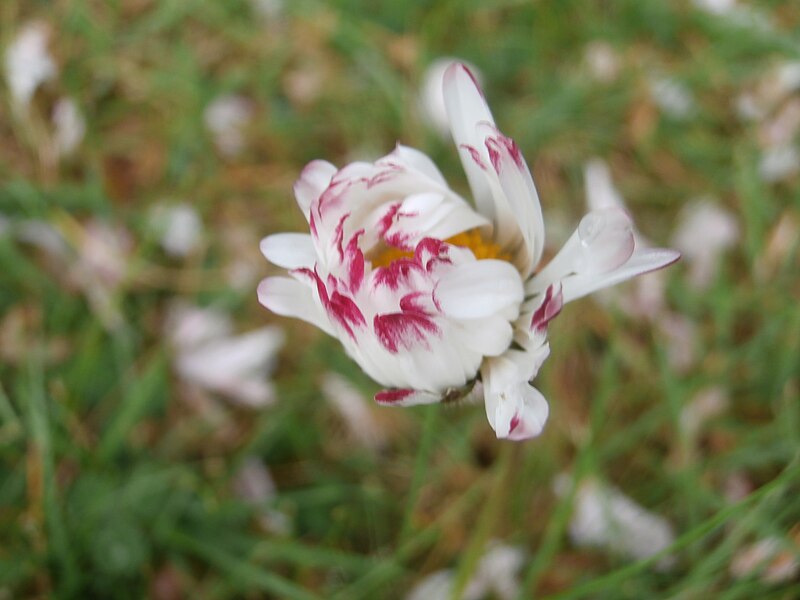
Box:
484, 379, 549, 441
560, 247, 681, 303
294, 160, 337, 220
529, 207, 635, 295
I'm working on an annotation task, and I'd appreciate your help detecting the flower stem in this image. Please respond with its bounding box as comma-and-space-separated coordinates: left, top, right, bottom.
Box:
450, 441, 516, 600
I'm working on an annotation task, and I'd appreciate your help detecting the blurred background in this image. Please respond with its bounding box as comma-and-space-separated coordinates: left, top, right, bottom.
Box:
1, 0, 799, 598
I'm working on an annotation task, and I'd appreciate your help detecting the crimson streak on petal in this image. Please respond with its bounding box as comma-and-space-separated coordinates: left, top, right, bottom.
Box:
292, 267, 365, 339
530, 283, 563, 333
374, 311, 440, 353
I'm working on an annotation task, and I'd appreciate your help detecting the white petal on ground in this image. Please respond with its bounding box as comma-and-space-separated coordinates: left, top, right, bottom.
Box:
736, 61, 800, 122
52, 97, 86, 156
584, 41, 620, 83
166, 303, 233, 349
320, 372, 385, 451
419, 57, 483, 138
405, 570, 453, 600
149, 202, 203, 258
692, 0, 737, 15
556, 475, 676, 569
679, 386, 729, 440
672, 199, 739, 289
233, 456, 277, 502
250, 0, 284, 20
584, 159, 626, 214
405, 541, 524, 600
758, 98, 800, 148
730, 536, 800, 584
466, 542, 525, 600
4, 21, 57, 111
204, 94, 254, 157
657, 312, 698, 373
649, 77, 695, 120
232, 457, 290, 535
166, 303, 285, 407
758, 144, 800, 183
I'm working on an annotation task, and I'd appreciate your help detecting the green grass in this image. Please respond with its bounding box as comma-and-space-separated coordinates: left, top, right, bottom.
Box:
2, 0, 800, 598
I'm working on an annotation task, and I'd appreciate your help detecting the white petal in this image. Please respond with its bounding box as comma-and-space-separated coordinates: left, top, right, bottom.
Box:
293, 160, 337, 219
453, 315, 514, 357
529, 208, 635, 294
478, 123, 545, 275
257, 276, 335, 335
561, 247, 681, 303
260, 233, 317, 269
392, 144, 448, 187
443, 62, 497, 220
434, 260, 523, 319
484, 379, 549, 441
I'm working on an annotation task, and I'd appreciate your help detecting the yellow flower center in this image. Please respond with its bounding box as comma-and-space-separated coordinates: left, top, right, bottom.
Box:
371, 229, 509, 268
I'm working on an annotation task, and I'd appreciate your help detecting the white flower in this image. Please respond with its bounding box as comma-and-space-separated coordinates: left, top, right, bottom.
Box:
204, 94, 254, 157
259, 64, 679, 440
4, 22, 57, 112
149, 202, 203, 258
672, 199, 739, 289
555, 475, 676, 569
167, 303, 284, 407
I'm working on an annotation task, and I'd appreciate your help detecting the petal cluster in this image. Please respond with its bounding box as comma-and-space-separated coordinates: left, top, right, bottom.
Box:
259, 63, 679, 441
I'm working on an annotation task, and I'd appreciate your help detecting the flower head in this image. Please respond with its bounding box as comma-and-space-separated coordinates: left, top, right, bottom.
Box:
259, 64, 679, 440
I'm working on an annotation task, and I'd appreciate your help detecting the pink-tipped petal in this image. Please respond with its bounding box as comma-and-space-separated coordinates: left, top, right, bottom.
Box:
374, 388, 441, 407
443, 63, 497, 220
480, 124, 545, 274
561, 247, 681, 303
484, 380, 549, 441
